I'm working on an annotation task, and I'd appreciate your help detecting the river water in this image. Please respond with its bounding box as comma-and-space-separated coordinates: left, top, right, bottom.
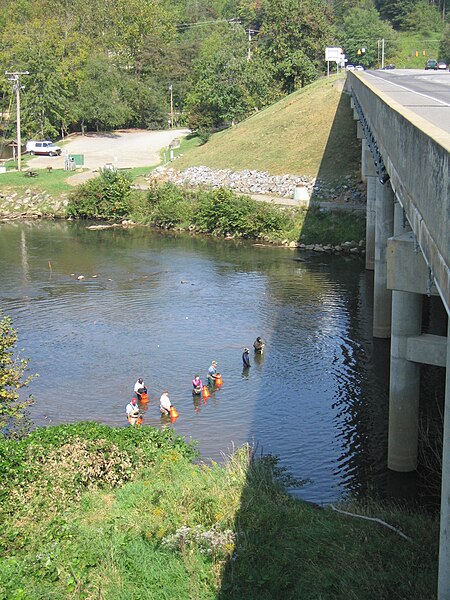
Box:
0, 220, 396, 504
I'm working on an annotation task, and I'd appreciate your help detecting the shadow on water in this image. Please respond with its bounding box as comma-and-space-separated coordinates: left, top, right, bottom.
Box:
216, 83, 443, 597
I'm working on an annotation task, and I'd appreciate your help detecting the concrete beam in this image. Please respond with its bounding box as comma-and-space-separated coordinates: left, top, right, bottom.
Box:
362, 139, 377, 178
406, 333, 447, 367
373, 179, 394, 337
388, 290, 422, 471
357, 121, 364, 140
365, 176, 376, 270
387, 232, 439, 296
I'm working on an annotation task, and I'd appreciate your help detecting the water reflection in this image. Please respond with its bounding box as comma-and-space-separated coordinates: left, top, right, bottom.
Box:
0, 220, 395, 503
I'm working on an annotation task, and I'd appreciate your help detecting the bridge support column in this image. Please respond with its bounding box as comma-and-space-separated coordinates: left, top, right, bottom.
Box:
388, 204, 422, 471
438, 324, 450, 600
388, 290, 422, 471
366, 177, 376, 271
373, 179, 394, 337
361, 139, 376, 271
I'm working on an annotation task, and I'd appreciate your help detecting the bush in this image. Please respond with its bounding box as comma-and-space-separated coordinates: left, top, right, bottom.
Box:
193, 188, 290, 237
67, 169, 133, 219
146, 182, 193, 227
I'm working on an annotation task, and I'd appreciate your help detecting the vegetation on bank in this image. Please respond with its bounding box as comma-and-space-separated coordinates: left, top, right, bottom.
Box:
0, 422, 439, 599
66, 176, 366, 245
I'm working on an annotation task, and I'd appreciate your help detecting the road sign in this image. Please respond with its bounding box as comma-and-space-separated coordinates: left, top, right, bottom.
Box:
325, 47, 344, 62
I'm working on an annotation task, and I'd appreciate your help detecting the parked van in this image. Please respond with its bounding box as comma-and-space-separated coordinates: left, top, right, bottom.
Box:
26, 140, 62, 156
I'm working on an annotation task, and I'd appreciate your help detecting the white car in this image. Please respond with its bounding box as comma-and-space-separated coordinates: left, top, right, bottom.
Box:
346, 64, 355, 71
26, 140, 62, 156
355, 65, 365, 71
437, 61, 447, 70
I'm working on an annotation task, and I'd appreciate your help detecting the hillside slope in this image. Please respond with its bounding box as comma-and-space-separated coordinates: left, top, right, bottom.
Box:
175, 75, 361, 184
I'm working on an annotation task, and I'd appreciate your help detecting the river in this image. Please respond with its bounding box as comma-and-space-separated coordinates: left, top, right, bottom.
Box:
0, 220, 407, 504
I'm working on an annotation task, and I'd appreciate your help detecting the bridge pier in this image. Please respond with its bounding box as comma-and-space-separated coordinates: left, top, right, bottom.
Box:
361, 139, 376, 270
373, 179, 394, 338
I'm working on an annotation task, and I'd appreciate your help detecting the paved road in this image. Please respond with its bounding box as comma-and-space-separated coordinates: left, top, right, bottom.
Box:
27, 129, 190, 183
361, 69, 450, 133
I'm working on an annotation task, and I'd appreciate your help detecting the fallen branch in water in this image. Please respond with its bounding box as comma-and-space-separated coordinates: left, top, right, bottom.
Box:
330, 505, 412, 542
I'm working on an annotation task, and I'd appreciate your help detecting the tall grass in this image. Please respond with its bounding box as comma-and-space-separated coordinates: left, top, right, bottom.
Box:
0, 425, 439, 599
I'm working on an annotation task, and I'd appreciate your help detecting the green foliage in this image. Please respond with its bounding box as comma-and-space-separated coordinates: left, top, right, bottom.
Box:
146, 182, 193, 227
193, 187, 290, 237
0, 422, 197, 504
66, 169, 133, 219
142, 184, 292, 239
73, 55, 132, 132
0, 439, 439, 599
258, 0, 334, 92
0, 313, 36, 439
402, 0, 444, 34
439, 24, 450, 62
338, 3, 398, 68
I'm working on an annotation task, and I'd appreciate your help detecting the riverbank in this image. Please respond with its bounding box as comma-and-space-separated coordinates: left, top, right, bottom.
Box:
0, 423, 438, 599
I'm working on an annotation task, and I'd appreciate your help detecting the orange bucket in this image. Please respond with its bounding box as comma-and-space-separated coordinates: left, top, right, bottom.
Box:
137, 416, 143, 426
170, 406, 179, 418
202, 385, 210, 399
140, 392, 149, 403
215, 374, 223, 387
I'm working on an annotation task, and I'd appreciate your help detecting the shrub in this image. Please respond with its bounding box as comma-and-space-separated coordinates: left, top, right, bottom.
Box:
146, 182, 193, 227
0, 312, 36, 439
67, 169, 133, 219
193, 188, 290, 237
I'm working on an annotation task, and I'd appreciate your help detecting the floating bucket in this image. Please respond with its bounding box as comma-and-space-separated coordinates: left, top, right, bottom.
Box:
170, 406, 179, 418
215, 374, 223, 387
202, 385, 211, 400
140, 392, 149, 403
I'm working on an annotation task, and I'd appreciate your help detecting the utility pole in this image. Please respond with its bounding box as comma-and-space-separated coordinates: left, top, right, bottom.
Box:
169, 84, 173, 129
247, 29, 257, 61
5, 71, 29, 172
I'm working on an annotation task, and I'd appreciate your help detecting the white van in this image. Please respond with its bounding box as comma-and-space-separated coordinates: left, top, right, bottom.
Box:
26, 140, 62, 156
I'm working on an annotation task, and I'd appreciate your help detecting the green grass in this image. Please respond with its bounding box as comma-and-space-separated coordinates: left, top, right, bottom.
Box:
174, 76, 361, 185
0, 424, 439, 599
0, 165, 75, 196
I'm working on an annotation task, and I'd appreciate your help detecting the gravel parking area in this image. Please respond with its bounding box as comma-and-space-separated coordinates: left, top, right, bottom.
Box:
27, 129, 189, 175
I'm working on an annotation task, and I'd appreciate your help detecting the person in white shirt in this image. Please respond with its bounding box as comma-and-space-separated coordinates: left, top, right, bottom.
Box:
159, 390, 172, 416
126, 398, 140, 425
134, 378, 147, 400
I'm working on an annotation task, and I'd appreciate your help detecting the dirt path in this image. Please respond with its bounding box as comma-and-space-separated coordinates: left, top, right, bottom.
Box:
27, 129, 189, 185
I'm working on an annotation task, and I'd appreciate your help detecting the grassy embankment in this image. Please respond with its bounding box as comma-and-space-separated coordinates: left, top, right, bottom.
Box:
173, 75, 360, 186
0, 423, 438, 599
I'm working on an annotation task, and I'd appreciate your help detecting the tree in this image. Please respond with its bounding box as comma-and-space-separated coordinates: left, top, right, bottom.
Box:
185, 25, 279, 132
73, 55, 131, 132
439, 24, 450, 62
338, 3, 398, 68
402, 1, 444, 34
0, 313, 36, 439
258, 0, 334, 92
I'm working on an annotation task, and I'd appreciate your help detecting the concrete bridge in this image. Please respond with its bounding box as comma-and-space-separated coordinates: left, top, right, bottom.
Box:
347, 70, 449, 600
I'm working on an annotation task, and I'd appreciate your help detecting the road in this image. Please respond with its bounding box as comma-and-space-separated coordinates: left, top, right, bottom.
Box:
361, 69, 450, 133
27, 128, 189, 184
